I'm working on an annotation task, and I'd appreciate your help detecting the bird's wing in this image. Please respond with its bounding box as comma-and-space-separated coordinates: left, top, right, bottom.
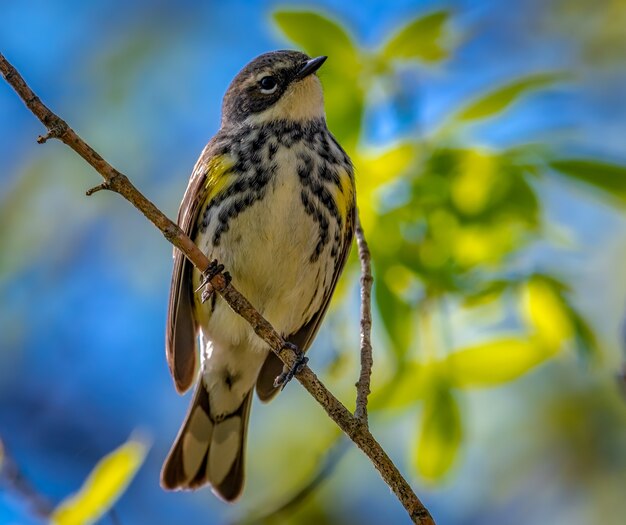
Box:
166, 137, 232, 393
256, 202, 356, 401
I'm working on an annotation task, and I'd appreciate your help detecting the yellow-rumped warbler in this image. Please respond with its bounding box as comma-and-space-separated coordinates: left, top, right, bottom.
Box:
161, 50, 355, 501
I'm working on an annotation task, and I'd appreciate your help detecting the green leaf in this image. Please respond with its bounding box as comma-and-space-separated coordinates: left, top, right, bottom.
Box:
369, 363, 432, 411
359, 143, 416, 189
51, 438, 148, 525
557, 296, 599, 358
572, 313, 598, 358
374, 275, 414, 361
414, 387, 462, 481
461, 279, 511, 307
357, 143, 416, 232
446, 337, 552, 388
272, 10, 363, 150
549, 159, 626, 204
273, 10, 359, 66
382, 11, 451, 62
453, 73, 565, 122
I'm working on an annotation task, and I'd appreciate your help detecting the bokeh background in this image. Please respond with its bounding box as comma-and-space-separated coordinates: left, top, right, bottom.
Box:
2, 1, 626, 524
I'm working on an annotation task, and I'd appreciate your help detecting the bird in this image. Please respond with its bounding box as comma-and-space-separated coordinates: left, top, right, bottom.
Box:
160, 50, 356, 502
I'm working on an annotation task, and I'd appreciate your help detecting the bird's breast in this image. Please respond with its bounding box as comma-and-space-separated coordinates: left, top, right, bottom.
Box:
193, 122, 353, 339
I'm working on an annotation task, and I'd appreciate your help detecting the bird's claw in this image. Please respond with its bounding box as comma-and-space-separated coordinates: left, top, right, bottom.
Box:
273, 342, 308, 389
196, 259, 231, 303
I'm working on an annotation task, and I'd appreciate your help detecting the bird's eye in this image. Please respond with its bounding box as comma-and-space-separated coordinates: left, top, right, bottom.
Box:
259, 76, 278, 94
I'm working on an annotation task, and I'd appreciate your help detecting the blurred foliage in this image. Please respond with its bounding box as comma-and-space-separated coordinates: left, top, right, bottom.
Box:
541, 0, 626, 66
50, 438, 147, 525
414, 387, 462, 481
380, 10, 451, 63
449, 73, 567, 123
550, 159, 626, 204
274, 7, 626, 483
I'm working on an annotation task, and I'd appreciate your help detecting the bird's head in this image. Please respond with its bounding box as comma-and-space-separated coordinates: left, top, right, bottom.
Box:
220, 50, 327, 127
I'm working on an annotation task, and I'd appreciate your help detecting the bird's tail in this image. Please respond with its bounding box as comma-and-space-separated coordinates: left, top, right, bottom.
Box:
160, 381, 253, 501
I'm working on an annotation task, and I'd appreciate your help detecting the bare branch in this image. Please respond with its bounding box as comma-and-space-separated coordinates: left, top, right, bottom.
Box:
109, 508, 123, 525
0, 438, 54, 519
0, 53, 435, 525
355, 211, 374, 424
86, 182, 110, 196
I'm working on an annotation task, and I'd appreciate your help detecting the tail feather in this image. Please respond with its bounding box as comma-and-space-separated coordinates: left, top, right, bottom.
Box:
256, 352, 283, 402
161, 382, 253, 501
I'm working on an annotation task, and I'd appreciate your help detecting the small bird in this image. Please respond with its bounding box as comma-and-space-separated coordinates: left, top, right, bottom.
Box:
161, 50, 356, 501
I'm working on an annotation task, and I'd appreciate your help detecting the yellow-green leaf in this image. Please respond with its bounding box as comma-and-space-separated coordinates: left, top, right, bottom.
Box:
414, 388, 462, 481
549, 158, 626, 204
453, 73, 565, 122
446, 337, 552, 388
358, 143, 415, 187
382, 11, 451, 62
568, 304, 599, 358
356, 143, 415, 232
452, 223, 519, 268
461, 279, 511, 308
375, 268, 415, 361
51, 438, 148, 525
450, 149, 498, 215
273, 10, 359, 66
369, 363, 433, 411
522, 277, 574, 351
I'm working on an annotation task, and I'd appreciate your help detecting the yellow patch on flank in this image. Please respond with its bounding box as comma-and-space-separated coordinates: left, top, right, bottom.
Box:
334, 168, 354, 222
204, 154, 235, 203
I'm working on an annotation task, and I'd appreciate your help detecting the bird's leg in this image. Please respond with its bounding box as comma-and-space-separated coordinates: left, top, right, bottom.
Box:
195, 259, 232, 303
273, 341, 309, 389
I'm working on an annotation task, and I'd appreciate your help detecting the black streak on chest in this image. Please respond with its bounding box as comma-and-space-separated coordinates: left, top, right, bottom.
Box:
197, 119, 352, 257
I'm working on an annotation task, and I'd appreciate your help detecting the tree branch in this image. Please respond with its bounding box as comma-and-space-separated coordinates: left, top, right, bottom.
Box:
0, 53, 435, 525
355, 211, 374, 424
0, 438, 54, 519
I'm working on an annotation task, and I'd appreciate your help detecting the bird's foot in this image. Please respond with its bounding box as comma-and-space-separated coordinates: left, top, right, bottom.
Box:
196, 259, 231, 303
273, 342, 308, 390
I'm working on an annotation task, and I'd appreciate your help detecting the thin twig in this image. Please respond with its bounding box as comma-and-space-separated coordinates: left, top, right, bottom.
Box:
86, 182, 110, 196
0, 438, 54, 519
354, 211, 374, 424
109, 507, 122, 525
0, 53, 435, 525
617, 318, 626, 399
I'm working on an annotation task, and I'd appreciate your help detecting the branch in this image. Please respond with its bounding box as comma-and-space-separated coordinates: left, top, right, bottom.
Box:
355, 211, 374, 423
0, 437, 54, 519
0, 53, 435, 525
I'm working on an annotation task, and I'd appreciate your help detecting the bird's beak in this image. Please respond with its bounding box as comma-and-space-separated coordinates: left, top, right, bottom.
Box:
296, 56, 327, 80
